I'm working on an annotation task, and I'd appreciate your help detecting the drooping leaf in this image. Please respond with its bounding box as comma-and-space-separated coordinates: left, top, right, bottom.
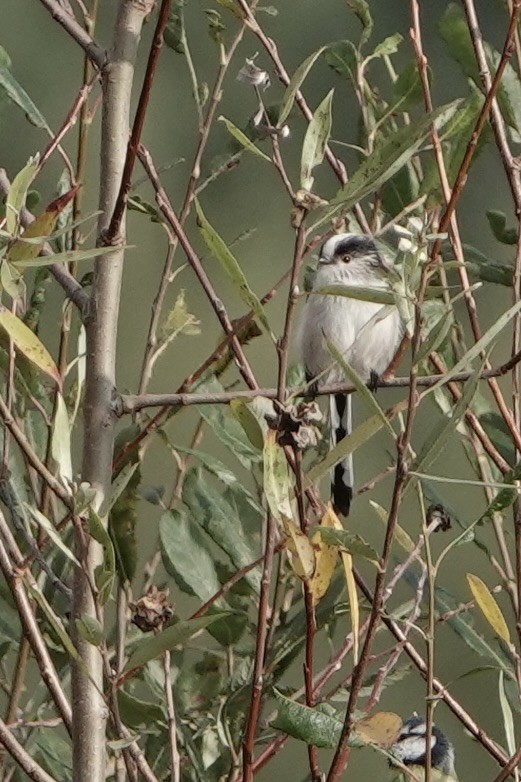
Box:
195, 199, 272, 336
118, 689, 165, 729
0, 309, 61, 387
263, 429, 294, 525
160, 509, 221, 602
183, 469, 261, 592
310, 506, 339, 605
282, 516, 316, 581
345, 0, 373, 46
25, 504, 79, 567
316, 525, 379, 562
75, 615, 104, 646
9, 244, 121, 269
0, 59, 49, 129
325, 40, 358, 84
124, 613, 227, 673
467, 573, 510, 644
51, 393, 73, 484
272, 690, 343, 748
487, 210, 517, 245
88, 508, 116, 606
301, 89, 334, 190
391, 62, 422, 112
5, 156, 39, 235
317, 102, 460, 226
7, 186, 79, 264
278, 46, 327, 126
218, 116, 271, 162
229, 398, 266, 451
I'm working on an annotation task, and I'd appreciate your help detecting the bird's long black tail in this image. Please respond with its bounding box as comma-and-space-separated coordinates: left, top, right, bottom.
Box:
330, 393, 353, 515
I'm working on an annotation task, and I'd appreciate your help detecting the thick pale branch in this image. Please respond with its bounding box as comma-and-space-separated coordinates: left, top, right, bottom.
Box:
0, 715, 58, 782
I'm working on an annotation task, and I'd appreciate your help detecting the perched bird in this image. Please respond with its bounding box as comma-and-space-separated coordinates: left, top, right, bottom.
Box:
300, 233, 402, 515
389, 715, 458, 781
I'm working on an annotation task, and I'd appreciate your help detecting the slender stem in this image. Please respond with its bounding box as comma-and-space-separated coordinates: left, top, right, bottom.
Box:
163, 650, 180, 782
36, 0, 106, 69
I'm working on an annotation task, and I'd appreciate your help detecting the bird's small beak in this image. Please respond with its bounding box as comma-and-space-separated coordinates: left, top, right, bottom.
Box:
318, 255, 334, 265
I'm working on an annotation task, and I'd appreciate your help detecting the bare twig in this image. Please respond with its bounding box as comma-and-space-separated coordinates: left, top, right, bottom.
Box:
0, 715, 58, 782
36, 0, 106, 69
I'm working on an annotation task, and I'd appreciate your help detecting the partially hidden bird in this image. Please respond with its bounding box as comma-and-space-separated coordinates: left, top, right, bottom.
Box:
389, 715, 458, 781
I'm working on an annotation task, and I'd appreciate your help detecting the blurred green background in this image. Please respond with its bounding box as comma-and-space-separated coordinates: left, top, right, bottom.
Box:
1, 1, 519, 779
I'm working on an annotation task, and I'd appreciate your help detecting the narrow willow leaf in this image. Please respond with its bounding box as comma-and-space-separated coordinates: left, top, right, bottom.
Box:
88, 508, 116, 606
391, 61, 423, 112
5, 157, 39, 235
195, 199, 272, 336
325, 40, 357, 83
7, 186, 78, 264
9, 244, 120, 268
498, 670, 516, 759
486, 210, 517, 246
25, 504, 79, 566
371, 500, 414, 553
1, 259, 25, 300
282, 516, 315, 580
316, 102, 459, 227
326, 505, 360, 663
0, 62, 49, 129
272, 690, 342, 748
326, 339, 395, 437
51, 393, 73, 484
312, 284, 395, 305
301, 89, 333, 190
278, 46, 326, 126
263, 429, 294, 524
316, 525, 379, 562
229, 398, 266, 450
75, 615, 104, 646
0, 309, 61, 387
413, 370, 480, 474
183, 469, 261, 592
428, 299, 521, 394
467, 573, 510, 644
310, 506, 338, 604
306, 399, 408, 485
124, 614, 227, 672
160, 509, 221, 602
346, 0, 373, 45
218, 116, 271, 161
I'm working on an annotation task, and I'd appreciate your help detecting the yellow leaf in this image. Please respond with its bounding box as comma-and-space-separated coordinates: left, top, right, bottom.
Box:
7, 185, 79, 265
467, 573, 510, 644
354, 711, 402, 748
282, 516, 315, 581
310, 506, 338, 604
327, 503, 359, 662
0, 309, 61, 387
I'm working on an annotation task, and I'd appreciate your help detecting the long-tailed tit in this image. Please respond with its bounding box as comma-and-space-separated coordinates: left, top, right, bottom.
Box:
300, 233, 402, 515
390, 715, 457, 781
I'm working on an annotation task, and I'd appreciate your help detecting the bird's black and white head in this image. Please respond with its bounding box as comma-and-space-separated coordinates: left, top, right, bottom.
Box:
314, 233, 389, 286
390, 716, 456, 779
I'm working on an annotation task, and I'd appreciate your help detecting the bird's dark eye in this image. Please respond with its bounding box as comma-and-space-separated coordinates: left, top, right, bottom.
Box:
340, 253, 351, 263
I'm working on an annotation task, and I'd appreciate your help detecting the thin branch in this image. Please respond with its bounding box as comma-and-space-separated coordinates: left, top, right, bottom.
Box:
0, 716, 58, 782
115, 350, 521, 413
36, 0, 107, 69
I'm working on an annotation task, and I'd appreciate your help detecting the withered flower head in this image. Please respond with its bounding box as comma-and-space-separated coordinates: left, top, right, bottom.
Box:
130, 585, 174, 632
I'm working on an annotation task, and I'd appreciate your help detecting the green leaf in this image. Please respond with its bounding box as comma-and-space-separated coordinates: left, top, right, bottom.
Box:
118, 689, 164, 728
9, 244, 121, 268
306, 401, 407, 486
345, 0, 373, 45
325, 40, 358, 84
278, 46, 327, 126
0, 308, 61, 387
196, 377, 261, 468
487, 210, 517, 245
318, 101, 460, 225
75, 615, 104, 646
5, 157, 39, 235
272, 690, 342, 748
218, 116, 271, 162
0, 63, 49, 129
88, 508, 116, 606
263, 429, 294, 524
391, 62, 423, 112
183, 470, 261, 592
301, 90, 334, 190
25, 504, 79, 566
325, 339, 395, 437
195, 199, 272, 337
311, 285, 395, 305
413, 370, 480, 474
499, 670, 517, 758
315, 527, 378, 562
369, 33, 403, 60
160, 509, 221, 601
51, 393, 72, 484
124, 614, 227, 672
428, 299, 521, 394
